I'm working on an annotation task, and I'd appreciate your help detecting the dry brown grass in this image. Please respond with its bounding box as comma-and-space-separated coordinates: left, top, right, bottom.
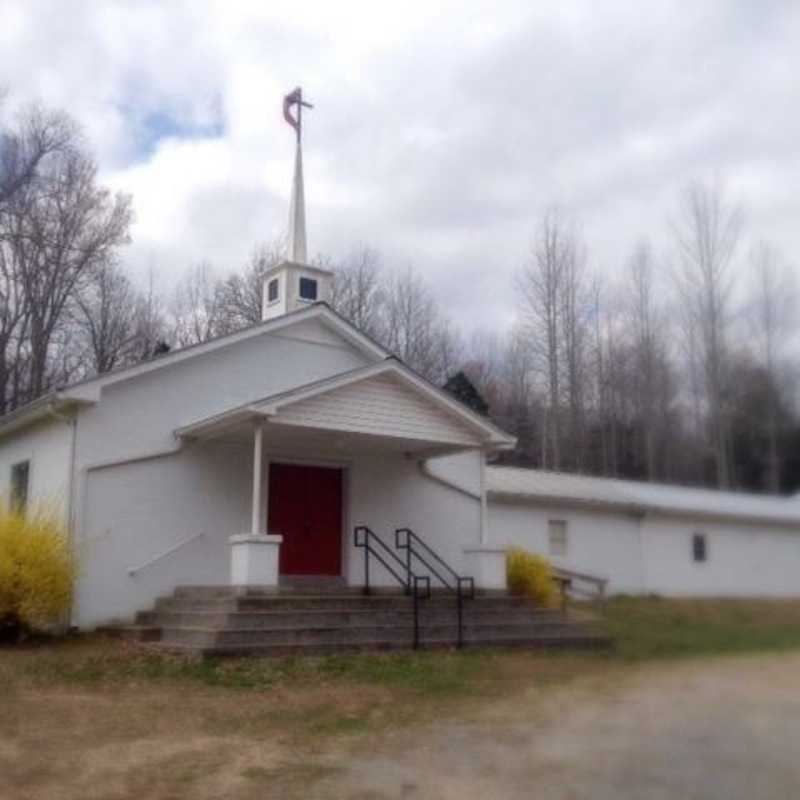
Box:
0, 636, 615, 800
5, 598, 800, 799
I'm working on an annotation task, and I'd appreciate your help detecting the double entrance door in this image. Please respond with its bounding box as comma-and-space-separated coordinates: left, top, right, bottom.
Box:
268, 462, 343, 576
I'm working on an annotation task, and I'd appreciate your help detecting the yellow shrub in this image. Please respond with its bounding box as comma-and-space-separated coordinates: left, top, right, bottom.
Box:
506, 547, 558, 607
0, 501, 75, 635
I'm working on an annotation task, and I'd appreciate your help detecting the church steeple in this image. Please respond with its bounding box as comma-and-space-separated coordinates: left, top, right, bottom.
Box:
287, 138, 307, 263
262, 87, 332, 322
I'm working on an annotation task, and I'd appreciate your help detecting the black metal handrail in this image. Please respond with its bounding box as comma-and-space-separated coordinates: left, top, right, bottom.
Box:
354, 526, 430, 649
395, 527, 475, 648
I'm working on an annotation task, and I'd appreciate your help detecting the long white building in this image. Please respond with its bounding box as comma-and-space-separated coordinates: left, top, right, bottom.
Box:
487, 466, 800, 597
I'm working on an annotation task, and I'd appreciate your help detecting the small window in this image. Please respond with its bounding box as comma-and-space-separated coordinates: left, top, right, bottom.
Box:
548, 520, 568, 557
692, 533, 707, 563
267, 278, 279, 303
298, 277, 318, 301
10, 460, 30, 514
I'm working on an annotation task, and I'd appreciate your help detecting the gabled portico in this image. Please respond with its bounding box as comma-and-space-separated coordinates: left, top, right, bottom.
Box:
175, 359, 515, 590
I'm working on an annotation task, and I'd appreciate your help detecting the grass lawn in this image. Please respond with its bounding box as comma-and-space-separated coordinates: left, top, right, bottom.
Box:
3, 597, 800, 799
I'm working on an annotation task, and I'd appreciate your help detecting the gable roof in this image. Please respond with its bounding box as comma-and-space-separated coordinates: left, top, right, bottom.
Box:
0, 303, 389, 439
63, 303, 389, 399
488, 466, 800, 528
176, 359, 516, 449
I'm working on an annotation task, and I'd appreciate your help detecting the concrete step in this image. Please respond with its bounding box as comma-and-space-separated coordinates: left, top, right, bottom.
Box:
155, 594, 549, 614
131, 586, 609, 657
137, 607, 565, 629
159, 620, 592, 649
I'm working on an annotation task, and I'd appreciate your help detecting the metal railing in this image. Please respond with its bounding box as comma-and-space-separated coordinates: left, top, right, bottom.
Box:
354, 526, 430, 649
127, 531, 206, 577
394, 527, 475, 648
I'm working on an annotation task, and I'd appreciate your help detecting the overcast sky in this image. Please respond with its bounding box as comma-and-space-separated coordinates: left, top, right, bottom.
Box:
2, 0, 798, 334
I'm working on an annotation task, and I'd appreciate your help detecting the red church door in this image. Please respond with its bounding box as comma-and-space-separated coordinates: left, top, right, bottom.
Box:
268, 463, 343, 576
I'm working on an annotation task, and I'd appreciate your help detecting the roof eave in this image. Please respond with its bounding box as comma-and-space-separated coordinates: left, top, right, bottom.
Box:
0, 392, 94, 439
488, 489, 800, 529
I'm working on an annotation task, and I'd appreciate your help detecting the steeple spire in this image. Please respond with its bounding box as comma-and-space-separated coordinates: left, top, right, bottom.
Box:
282, 87, 313, 264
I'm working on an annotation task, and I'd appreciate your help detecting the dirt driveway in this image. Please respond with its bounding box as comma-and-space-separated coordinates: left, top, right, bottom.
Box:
311, 652, 800, 799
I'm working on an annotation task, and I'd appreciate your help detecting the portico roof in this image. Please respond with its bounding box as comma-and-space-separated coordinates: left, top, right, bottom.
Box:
175, 359, 516, 453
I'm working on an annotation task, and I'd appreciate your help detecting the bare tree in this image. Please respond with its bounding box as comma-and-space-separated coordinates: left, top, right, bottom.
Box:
673, 179, 742, 488
626, 242, 661, 479
0, 104, 74, 209
559, 227, 590, 469
517, 209, 589, 470
330, 244, 384, 338
0, 105, 76, 410
1, 113, 131, 403
131, 269, 169, 361
74, 260, 139, 374
170, 261, 220, 347
216, 241, 284, 333
500, 324, 541, 465
748, 242, 797, 491
0, 228, 27, 412
382, 266, 460, 383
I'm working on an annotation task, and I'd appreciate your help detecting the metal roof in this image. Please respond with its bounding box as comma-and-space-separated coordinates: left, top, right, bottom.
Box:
487, 466, 800, 527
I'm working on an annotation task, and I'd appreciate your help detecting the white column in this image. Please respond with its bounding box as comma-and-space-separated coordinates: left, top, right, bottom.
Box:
230, 418, 281, 587
251, 420, 264, 535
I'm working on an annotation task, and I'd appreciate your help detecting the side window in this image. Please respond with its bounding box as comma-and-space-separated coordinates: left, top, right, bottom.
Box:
299, 277, 318, 301
692, 532, 707, 563
548, 520, 568, 557
10, 460, 30, 514
267, 278, 279, 303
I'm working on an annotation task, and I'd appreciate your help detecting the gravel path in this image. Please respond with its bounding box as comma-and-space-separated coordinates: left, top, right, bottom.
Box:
313, 652, 800, 799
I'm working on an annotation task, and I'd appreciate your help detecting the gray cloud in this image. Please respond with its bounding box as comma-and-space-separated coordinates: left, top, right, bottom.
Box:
3, 0, 799, 333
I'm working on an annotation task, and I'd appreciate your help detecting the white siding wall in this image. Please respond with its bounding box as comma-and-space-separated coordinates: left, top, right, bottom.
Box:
72, 320, 373, 626
489, 499, 800, 597
0, 417, 72, 521
346, 451, 483, 587
642, 516, 800, 596
76, 444, 251, 625
75, 321, 369, 467
489, 501, 645, 593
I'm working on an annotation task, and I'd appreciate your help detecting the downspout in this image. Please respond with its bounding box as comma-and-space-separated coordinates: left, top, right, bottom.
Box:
479, 450, 488, 546
46, 398, 78, 547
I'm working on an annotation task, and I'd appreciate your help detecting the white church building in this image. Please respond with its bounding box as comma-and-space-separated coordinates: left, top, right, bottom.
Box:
2, 92, 800, 629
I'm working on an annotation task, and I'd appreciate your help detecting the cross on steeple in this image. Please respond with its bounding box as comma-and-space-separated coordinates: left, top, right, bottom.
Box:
283, 87, 313, 263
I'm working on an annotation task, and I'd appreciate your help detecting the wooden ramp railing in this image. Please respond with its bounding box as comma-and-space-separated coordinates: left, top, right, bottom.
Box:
553, 567, 608, 607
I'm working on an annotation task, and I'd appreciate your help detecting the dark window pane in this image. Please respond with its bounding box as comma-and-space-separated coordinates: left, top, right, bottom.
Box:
692, 533, 707, 563
268, 278, 279, 302
10, 460, 29, 514
299, 277, 318, 301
